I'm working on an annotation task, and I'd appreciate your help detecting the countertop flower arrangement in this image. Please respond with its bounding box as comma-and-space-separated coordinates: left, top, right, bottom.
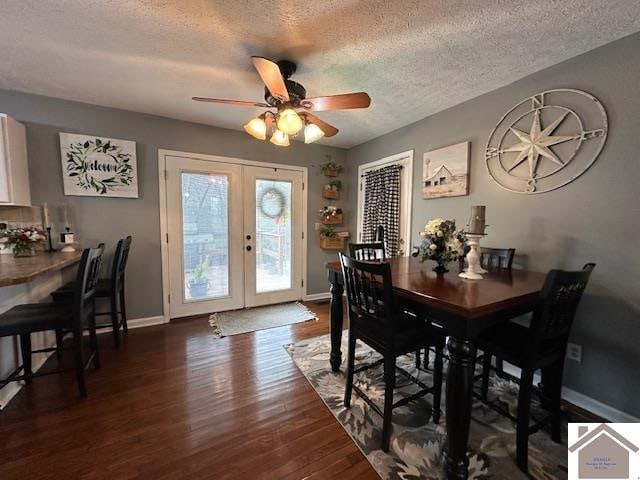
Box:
413, 218, 467, 273
0, 226, 47, 257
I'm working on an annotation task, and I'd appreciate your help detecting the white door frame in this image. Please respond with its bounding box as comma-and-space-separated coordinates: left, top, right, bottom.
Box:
158, 149, 308, 322
356, 150, 414, 255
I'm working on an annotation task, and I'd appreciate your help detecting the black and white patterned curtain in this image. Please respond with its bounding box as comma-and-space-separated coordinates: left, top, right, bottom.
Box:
362, 164, 401, 257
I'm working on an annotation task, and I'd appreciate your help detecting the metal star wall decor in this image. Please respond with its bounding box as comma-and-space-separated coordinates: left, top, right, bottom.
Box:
485, 89, 608, 194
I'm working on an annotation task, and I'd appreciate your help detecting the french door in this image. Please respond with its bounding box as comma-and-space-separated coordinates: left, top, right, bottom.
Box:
165, 155, 304, 318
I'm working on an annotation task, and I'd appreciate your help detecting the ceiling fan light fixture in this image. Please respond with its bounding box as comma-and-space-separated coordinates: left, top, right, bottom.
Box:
304, 123, 325, 144
276, 108, 303, 135
270, 129, 290, 147
243, 114, 267, 140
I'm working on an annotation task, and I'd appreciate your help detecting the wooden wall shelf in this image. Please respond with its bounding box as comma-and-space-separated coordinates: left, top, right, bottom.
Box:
321, 213, 343, 225
320, 236, 346, 250
322, 189, 340, 200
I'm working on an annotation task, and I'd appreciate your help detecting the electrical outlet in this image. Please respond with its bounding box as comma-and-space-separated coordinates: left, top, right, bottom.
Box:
567, 343, 582, 362
314, 222, 321, 231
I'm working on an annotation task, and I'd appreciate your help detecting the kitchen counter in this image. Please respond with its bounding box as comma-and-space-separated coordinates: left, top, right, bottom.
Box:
0, 250, 83, 287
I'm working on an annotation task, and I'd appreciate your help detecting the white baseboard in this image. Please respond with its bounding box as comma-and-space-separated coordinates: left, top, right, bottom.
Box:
94, 315, 167, 335
303, 292, 332, 302
502, 363, 638, 423
126, 315, 167, 329
561, 387, 639, 423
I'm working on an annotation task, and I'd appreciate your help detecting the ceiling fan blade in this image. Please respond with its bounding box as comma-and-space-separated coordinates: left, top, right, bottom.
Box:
302, 112, 338, 137
192, 97, 270, 108
251, 56, 290, 102
301, 92, 371, 111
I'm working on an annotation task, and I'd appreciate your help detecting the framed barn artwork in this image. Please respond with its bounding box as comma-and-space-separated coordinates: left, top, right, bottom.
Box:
59, 133, 139, 198
422, 141, 470, 199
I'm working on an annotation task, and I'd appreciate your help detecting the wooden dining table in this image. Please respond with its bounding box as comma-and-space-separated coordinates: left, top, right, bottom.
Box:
326, 256, 548, 480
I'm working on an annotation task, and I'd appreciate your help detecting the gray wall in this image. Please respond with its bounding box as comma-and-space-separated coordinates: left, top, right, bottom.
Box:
347, 32, 640, 417
0, 90, 347, 318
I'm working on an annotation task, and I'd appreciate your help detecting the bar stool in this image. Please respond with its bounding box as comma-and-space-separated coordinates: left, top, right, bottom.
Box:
475, 263, 595, 472
51, 236, 132, 348
0, 246, 104, 397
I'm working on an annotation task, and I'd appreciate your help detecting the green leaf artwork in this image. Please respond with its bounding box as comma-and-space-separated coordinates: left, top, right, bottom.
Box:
59, 133, 139, 198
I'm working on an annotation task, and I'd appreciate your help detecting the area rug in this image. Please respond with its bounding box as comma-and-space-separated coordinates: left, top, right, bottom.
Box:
208, 302, 317, 337
285, 334, 568, 480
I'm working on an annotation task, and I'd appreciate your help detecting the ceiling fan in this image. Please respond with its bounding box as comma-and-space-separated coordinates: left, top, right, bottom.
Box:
193, 56, 371, 146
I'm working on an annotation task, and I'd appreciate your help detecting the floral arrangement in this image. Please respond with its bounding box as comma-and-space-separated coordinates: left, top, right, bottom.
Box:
413, 218, 467, 273
318, 206, 342, 221
0, 226, 47, 257
320, 161, 344, 177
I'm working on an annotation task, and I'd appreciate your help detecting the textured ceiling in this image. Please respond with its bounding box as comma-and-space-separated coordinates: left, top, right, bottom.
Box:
1, 1, 640, 148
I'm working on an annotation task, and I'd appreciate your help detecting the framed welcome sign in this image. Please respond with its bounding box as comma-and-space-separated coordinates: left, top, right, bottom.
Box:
59, 133, 139, 198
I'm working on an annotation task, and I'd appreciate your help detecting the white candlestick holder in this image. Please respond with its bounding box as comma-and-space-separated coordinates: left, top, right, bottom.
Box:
459, 233, 488, 280
60, 230, 76, 252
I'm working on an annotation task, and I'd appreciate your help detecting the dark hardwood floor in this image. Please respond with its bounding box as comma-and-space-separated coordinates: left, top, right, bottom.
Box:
0, 302, 378, 480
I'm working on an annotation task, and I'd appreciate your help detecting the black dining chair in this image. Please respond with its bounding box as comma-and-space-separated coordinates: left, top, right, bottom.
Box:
52, 236, 132, 348
349, 242, 386, 261
475, 263, 595, 472
480, 247, 516, 271
476, 247, 516, 375
0, 246, 104, 397
340, 253, 445, 452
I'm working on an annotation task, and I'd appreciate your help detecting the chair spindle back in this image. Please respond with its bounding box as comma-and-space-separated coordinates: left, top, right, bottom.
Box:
480, 247, 515, 271
349, 242, 386, 261
531, 263, 595, 349
339, 253, 395, 326
72, 245, 105, 330
111, 236, 132, 292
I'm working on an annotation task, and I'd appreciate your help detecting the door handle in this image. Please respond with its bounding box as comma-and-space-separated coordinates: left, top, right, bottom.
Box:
246, 245, 252, 252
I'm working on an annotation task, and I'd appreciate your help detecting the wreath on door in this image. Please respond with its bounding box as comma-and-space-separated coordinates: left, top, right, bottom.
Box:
259, 187, 285, 218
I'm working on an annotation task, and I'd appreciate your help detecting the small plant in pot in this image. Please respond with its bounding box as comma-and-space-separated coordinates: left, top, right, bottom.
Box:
320, 161, 344, 177
319, 225, 338, 238
188, 261, 209, 297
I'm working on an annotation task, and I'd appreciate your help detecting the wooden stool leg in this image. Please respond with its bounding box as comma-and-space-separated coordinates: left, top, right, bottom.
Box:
120, 284, 128, 333
19, 334, 32, 385
381, 354, 396, 452
88, 314, 100, 369
495, 358, 505, 378
432, 342, 443, 423
481, 353, 492, 400
110, 294, 120, 348
344, 332, 356, 408
55, 329, 64, 359
516, 368, 534, 472
543, 359, 565, 443
73, 329, 87, 398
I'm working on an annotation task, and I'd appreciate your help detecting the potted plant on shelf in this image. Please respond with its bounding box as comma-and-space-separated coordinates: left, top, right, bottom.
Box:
320, 226, 349, 249
412, 218, 467, 273
1, 226, 47, 257
188, 261, 209, 297
320, 161, 344, 177
318, 206, 343, 224
322, 179, 342, 199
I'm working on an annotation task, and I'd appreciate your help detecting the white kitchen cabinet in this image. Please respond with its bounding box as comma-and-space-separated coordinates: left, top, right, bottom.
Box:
0, 114, 31, 206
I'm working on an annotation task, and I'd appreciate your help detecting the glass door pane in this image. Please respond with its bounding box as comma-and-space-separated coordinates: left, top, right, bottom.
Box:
255, 179, 292, 293
181, 172, 229, 301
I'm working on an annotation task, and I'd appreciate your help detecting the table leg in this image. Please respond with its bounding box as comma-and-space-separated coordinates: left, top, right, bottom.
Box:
329, 279, 344, 372
442, 335, 475, 480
